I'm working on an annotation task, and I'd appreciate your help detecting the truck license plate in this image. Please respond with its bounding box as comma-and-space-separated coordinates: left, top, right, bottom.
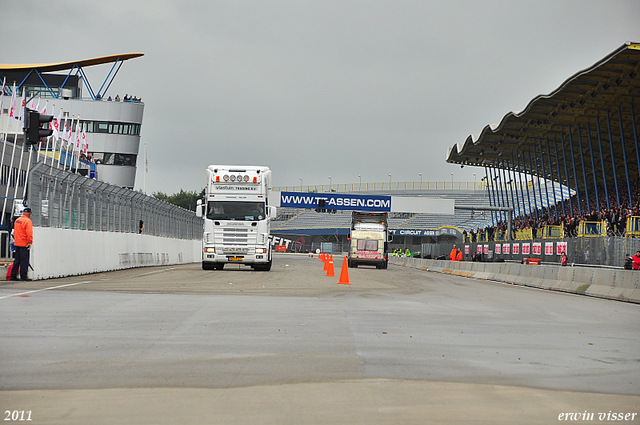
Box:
228, 256, 243, 261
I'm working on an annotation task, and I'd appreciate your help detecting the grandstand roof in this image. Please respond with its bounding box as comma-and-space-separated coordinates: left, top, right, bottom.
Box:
447, 42, 640, 199
0, 53, 144, 73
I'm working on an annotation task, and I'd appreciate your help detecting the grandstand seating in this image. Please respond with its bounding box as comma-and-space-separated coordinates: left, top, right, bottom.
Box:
272, 182, 572, 235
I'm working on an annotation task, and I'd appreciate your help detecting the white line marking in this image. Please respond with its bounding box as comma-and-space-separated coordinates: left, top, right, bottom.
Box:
0, 267, 178, 300
0, 280, 95, 300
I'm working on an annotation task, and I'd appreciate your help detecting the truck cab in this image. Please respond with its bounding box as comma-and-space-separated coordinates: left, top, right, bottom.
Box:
196, 166, 276, 271
348, 211, 391, 269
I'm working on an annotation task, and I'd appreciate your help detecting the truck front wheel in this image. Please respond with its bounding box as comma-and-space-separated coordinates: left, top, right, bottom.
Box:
254, 260, 272, 271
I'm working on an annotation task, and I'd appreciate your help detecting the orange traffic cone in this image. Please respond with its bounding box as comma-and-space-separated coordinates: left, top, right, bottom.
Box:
325, 256, 335, 277
320, 253, 325, 261
336, 256, 351, 285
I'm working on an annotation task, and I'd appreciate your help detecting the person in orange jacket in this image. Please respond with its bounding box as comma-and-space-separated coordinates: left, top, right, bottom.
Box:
11, 208, 33, 281
449, 245, 457, 261
456, 248, 463, 261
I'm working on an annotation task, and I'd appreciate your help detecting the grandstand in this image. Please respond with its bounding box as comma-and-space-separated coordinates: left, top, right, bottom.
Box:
273, 43, 638, 265
271, 180, 571, 235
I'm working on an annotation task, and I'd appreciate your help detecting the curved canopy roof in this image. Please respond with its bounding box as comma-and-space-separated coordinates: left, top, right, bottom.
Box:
0, 53, 144, 73
446, 42, 640, 201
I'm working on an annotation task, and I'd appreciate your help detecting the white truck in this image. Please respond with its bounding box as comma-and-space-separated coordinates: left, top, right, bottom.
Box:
348, 211, 391, 269
196, 165, 276, 271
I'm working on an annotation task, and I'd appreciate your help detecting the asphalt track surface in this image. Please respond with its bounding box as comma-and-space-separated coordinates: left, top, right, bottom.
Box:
1, 253, 639, 424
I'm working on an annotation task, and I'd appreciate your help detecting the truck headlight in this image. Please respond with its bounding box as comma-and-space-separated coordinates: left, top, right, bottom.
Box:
204, 247, 215, 253
256, 248, 266, 254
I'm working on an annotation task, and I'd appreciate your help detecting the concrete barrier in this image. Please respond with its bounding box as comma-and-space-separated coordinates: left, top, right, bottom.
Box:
610, 270, 640, 302
390, 256, 640, 304
29, 227, 201, 280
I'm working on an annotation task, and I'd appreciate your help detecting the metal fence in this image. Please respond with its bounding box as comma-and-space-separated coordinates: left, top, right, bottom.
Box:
27, 162, 202, 240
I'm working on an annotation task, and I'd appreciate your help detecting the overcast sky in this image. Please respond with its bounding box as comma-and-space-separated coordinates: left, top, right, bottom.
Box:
2, 1, 640, 195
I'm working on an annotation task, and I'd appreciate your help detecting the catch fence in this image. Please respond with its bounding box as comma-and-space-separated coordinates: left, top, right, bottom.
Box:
27, 162, 202, 240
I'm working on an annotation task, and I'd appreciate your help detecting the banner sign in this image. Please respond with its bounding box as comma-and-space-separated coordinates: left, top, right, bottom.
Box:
503, 243, 510, 255
557, 241, 567, 254
545, 242, 554, 256
280, 191, 391, 212
512, 243, 520, 255
495, 244, 501, 255
532, 242, 542, 255
391, 227, 461, 238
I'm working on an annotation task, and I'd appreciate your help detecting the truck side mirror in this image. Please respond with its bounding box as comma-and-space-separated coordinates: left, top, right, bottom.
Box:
268, 206, 277, 219
196, 199, 203, 218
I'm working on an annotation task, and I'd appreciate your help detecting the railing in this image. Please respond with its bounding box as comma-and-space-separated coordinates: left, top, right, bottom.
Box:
274, 179, 572, 194
543, 225, 564, 239
515, 228, 533, 240
275, 181, 485, 193
494, 230, 507, 242
626, 217, 640, 238
577, 221, 607, 237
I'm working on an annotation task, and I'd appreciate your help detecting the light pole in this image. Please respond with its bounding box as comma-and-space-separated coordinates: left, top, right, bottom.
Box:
358, 174, 362, 191
299, 177, 303, 192
328, 176, 332, 191
473, 173, 476, 190
450, 173, 454, 189
419, 173, 422, 190
388, 174, 392, 189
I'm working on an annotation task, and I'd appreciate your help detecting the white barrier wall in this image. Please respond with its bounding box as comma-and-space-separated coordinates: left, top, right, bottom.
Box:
390, 256, 640, 304
30, 228, 201, 280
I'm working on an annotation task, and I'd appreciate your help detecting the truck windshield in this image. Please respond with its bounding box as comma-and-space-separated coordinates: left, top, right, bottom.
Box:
357, 239, 378, 252
207, 201, 265, 221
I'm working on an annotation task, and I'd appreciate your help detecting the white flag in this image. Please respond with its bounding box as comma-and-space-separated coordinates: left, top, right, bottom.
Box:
52, 110, 62, 139
66, 118, 74, 146
76, 121, 81, 149
19, 88, 26, 127
40, 101, 48, 115
62, 116, 68, 141
8, 83, 16, 119
0, 77, 6, 114
82, 124, 88, 154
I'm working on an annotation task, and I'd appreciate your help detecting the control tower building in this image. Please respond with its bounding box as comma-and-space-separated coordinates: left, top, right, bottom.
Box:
0, 53, 145, 188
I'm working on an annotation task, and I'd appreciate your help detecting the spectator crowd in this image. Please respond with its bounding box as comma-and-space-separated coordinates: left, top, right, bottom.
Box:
466, 181, 640, 242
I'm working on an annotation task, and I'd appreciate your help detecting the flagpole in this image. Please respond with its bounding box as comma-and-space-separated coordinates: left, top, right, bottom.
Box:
1, 83, 21, 227
14, 89, 27, 205
0, 81, 10, 183
144, 142, 147, 194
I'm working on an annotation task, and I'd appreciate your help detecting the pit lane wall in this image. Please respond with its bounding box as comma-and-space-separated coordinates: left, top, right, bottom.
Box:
390, 256, 640, 304
30, 227, 201, 280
